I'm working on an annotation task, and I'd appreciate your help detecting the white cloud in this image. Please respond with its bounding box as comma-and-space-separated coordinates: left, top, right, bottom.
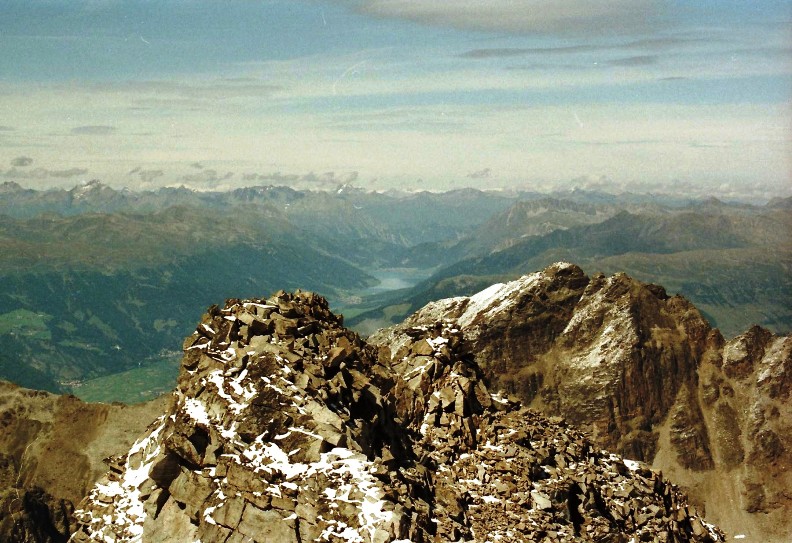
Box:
180, 169, 234, 185
350, 0, 662, 34
0, 50, 788, 199
1, 166, 89, 179
467, 167, 492, 179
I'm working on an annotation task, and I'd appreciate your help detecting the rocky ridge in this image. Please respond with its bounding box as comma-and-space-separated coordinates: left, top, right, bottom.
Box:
70, 289, 723, 542
371, 262, 792, 541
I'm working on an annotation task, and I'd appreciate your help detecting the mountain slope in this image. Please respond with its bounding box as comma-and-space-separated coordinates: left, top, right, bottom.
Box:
0, 206, 375, 393
402, 197, 620, 269
0, 183, 526, 396
371, 263, 792, 541
0, 381, 167, 542
0, 182, 519, 249
353, 207, 792, 337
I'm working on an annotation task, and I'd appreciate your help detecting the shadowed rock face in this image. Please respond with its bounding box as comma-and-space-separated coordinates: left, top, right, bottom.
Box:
373, 264, 706, 460
372, 262, 792, 541
0, 382, 167, 543
70, 289, 721, 543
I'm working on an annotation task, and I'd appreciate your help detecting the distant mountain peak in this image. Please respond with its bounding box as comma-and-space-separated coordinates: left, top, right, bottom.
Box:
69, 179, 116, 200
693, 196, 732, 211
75, 179, 105, 189
334, 182, 365, 195
0, 180, 24, 193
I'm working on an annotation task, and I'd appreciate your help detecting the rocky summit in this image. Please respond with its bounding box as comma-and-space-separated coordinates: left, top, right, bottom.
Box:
70, 286, 723, 542
372, 262, 792, 541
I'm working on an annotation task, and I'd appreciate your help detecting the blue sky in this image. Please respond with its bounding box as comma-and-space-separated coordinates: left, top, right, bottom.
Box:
0, 0, 790, 199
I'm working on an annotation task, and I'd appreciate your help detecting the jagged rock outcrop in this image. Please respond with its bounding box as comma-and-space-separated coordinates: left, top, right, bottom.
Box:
372, 262, 792, 541
0, 381, 167, 542
72, 289, 723, 542
693, 326, 791, 534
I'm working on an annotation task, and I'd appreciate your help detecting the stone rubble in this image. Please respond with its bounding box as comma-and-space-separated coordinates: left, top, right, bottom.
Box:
71, 289, 725, 543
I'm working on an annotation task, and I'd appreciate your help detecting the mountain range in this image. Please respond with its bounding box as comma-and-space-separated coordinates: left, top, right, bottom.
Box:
350, 199, 792, 339
0, 264, 789, 542
0, 181, 789, 403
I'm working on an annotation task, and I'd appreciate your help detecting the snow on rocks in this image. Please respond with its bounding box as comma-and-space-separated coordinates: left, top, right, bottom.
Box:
457, 271, 542, 328
72, 287, 725, 543
71, 291, 412, 543
72, 417, 167, 542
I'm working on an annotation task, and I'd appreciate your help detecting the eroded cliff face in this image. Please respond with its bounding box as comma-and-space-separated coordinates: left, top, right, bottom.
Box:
690, 327, 792, 539
0, 382, 166, 542
71, 289, 722, 543
372, 262, 791, 541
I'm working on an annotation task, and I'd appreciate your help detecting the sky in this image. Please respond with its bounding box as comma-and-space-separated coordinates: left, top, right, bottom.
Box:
0, 0, 790, 200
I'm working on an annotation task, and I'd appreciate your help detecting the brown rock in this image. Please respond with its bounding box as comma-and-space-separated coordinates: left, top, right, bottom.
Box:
237, 506, 298, 542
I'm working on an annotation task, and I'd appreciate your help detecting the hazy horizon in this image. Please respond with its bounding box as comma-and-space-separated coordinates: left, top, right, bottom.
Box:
1, 1, 790, 201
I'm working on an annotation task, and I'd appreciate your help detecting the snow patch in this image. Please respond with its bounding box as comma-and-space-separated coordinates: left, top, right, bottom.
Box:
458, 273, 539, 328
234, 440, 395, 542
182, 398, 211, 426
76, 417, 167, 541
623, 458, 640, 471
